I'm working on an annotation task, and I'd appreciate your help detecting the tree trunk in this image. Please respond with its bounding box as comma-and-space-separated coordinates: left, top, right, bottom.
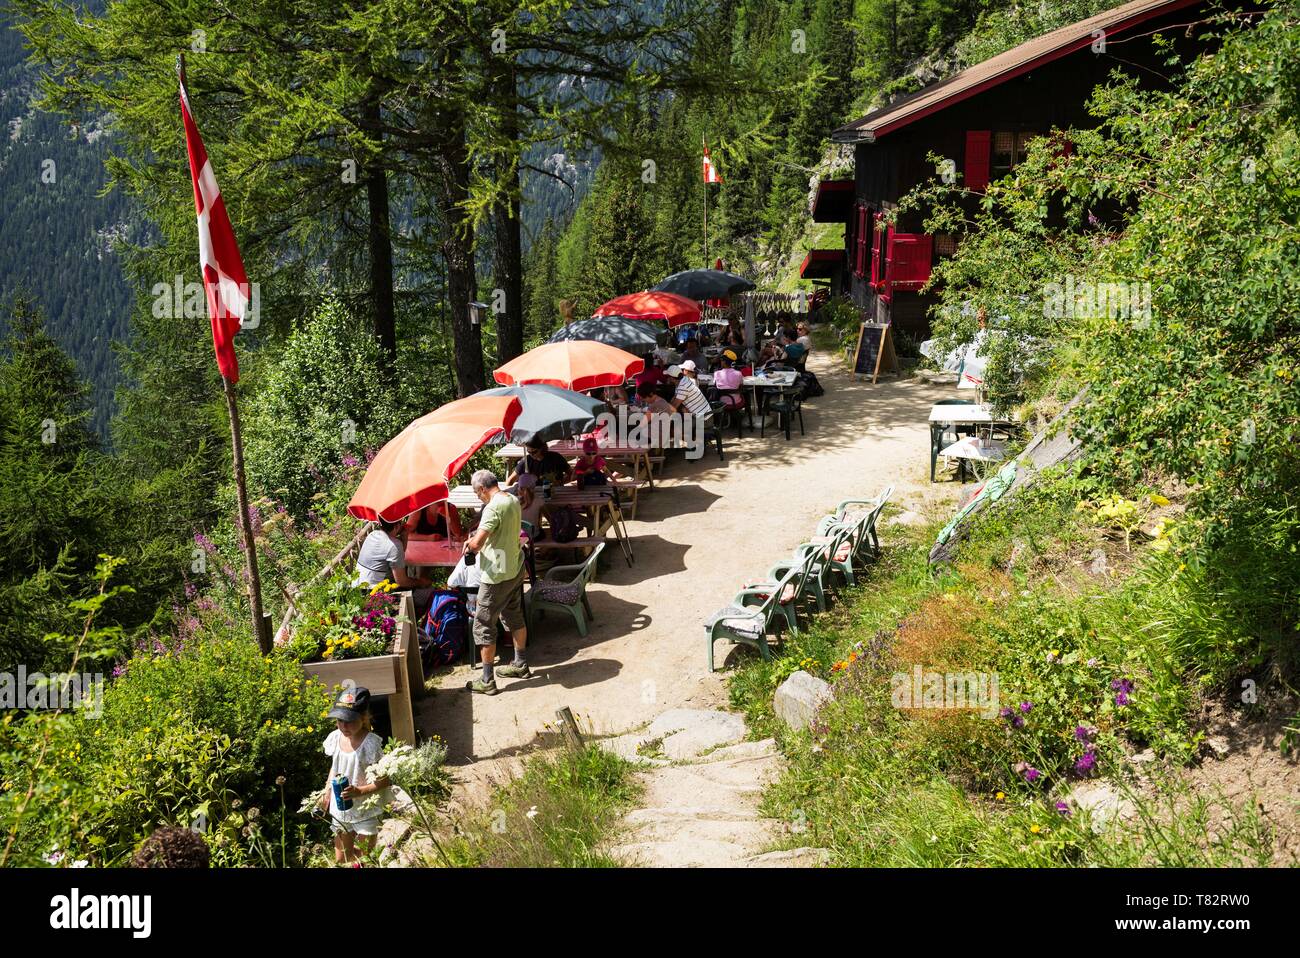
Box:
492, 67, 525, 364
434, 112, 485, 396
492, 161, 524, 364
365, 112, 397, 370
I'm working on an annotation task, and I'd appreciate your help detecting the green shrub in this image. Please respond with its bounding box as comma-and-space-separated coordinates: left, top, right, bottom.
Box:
2, 634, 332, 866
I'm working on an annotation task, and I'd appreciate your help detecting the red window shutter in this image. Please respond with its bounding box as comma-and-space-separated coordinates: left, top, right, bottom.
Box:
853, 204, 868, 277
870, 216, 887, 287
884, 233, 934, 291
965, 130, 991, 192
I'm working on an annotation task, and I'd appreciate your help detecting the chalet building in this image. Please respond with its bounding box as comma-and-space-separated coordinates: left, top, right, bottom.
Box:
802, 0, 1220, 340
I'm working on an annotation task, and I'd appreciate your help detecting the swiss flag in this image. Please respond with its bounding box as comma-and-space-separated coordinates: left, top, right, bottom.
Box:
180, 76, 250, 382
702, 143, 723, 184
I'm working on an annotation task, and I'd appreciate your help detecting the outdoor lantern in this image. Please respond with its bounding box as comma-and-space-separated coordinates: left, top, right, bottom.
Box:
469, 301, 489, 326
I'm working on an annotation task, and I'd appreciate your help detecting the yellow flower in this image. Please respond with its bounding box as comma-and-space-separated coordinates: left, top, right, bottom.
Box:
1030, 823, 1041, 834
995, 791, 1005, 800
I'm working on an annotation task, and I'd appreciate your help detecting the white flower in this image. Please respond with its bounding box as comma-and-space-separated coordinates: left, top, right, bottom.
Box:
298, 787, 328, 815
71, 859, 88, 868
525, 806, 539, 820
43, 848, 65, 866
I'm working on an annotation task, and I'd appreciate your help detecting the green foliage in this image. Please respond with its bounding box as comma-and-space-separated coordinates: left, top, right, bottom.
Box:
2, 628, 332, 867
441, 745, 638, 868
244, 297, 406, 517
0, 295, 190, 673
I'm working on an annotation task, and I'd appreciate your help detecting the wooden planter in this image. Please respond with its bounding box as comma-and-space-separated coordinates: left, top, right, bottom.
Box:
300, 592, 425, 744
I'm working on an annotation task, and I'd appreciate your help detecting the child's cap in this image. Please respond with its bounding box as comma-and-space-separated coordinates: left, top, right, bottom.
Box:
515, 472, 537, 490
582, 437, 599, 455
328, 686, 371, 722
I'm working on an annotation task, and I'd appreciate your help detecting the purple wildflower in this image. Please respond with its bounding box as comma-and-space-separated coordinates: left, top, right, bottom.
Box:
342, 453, 360, 468
1115, 691, 1129, 707
1074, 750, 1098, 776
1110, 677, 1134, 694
1012, 715, 1025, 729
1019, 701, 1033, 714
1074, 726, 1094, 743
1055, 801, 1071, 816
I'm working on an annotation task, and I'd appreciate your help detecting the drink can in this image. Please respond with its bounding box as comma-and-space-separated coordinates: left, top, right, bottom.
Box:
332, 773, 352, 811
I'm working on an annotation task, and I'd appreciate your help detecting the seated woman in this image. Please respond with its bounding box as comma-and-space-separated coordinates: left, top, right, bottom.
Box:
796, 322, 813, 352
573, 436, 609, 487
712, 353, 746, 410
513, 472, 544, 537
510, 437, 572, 487
603, 382, 629, 408
411, 502, 463, 540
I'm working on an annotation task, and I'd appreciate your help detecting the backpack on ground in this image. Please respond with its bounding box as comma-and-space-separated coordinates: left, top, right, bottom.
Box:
550, 505, 580, 543
798, 370, 825, 398
420, 589, 468, 667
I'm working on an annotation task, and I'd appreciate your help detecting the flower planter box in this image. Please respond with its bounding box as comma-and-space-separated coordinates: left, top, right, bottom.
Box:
301, 592, 425, 744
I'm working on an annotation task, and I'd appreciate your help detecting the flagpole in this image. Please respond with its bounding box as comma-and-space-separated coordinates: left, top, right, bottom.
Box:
178, 53, 272, 654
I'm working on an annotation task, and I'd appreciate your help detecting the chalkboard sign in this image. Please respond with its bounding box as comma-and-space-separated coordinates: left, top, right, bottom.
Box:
851, 323, 898, 383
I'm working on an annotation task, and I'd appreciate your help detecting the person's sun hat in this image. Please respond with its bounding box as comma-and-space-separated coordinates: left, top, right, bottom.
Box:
515, 472, 537, 490
328, 686, 371, 722
680, 359, 697, 372
721, 349, 738, 363
581, 437, 599, 455
665, 364, 682, 377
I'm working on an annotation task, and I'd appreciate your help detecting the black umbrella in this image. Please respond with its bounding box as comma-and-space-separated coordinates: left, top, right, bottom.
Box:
650, 268, 756, 300
477, 384, 609, 445
548, 316, 661, 353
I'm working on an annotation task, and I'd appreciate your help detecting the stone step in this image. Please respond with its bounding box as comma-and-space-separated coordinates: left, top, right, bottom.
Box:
744, 846, 833, 868
620, 815, 774, 848
610, 837, 756, 868
625, 805, 760, 824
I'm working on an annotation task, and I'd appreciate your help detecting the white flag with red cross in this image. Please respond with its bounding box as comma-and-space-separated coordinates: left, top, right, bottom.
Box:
180, 74, 251, 383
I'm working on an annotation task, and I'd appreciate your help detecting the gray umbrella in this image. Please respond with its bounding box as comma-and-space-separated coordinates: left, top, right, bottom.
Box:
548, 316, 661, 352
651, 268, 756, 300
477, 384, 610, 445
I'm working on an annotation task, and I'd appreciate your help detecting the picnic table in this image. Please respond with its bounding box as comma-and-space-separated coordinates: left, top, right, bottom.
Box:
928, 403, 1011, 482
497, 439, 658, 489
699, 369, 798, 425
445, 483, 634, 566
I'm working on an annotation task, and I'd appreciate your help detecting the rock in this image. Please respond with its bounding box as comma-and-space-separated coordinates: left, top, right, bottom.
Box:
1088, 549, 1109, 576
745, 846, 832, 868
1205, 736, 1231, 760
773, 671, 833, 731
1130, 748, 1156, 764
644, 708, 747, 761
1063, 781, 1137, 832
886, 509, 927, 528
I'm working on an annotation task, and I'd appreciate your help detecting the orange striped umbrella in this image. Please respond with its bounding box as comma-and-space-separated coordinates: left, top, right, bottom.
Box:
346, 394, 522, 522
592, 290, 701, 328
493, 341, 644, 392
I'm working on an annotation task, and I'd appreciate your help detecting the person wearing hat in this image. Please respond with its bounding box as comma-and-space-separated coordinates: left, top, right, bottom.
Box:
463, 469, 529, 695
573, 436, 609, 488
316, 686, 392, 863
712, 352, 746, 413
667, 360, 712, 421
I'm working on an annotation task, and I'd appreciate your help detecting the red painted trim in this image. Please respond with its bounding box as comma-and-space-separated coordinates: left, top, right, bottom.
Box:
859, 0, 1204, 141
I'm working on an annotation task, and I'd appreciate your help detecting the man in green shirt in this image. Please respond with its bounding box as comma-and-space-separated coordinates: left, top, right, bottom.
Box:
463, 469, 529, 695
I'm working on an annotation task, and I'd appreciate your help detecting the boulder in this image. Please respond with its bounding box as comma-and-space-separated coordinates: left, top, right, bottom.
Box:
773, 671, 832, 731
1063, 780, 1137, 832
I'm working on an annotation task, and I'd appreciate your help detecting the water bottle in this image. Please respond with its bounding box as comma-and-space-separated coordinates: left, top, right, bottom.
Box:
332, 773, 352, 811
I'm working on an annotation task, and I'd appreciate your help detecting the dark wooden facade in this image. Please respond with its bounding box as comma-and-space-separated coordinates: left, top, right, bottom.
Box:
809, 0, 1221, 341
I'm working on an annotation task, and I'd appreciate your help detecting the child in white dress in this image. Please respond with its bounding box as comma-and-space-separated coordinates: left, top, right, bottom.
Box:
315, 686, 392, 864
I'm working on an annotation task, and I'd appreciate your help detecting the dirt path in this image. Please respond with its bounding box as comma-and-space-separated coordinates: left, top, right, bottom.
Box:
417, 351, 961, 802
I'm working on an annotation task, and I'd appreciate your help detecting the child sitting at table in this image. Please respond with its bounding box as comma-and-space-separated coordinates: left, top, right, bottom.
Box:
573, 437, 608, 487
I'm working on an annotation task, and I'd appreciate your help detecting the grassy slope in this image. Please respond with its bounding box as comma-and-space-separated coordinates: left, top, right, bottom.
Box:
727, 477, 1281, 867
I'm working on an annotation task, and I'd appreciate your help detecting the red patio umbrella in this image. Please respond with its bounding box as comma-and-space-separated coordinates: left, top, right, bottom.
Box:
346, 394, 522, 523
493, 340, 644, 392
592, 291, 701, 328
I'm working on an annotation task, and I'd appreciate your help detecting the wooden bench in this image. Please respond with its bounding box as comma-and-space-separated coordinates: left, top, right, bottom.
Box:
301, 592, 425, 744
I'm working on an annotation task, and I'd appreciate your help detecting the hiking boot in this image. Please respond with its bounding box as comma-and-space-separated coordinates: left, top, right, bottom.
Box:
496, 663, 530, 679
467, 678, 498, 695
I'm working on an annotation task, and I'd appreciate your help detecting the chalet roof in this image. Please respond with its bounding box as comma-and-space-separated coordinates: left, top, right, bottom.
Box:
832, 0, 1202, 143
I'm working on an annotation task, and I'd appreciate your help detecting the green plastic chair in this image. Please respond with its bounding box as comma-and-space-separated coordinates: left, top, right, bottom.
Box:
525, 543, 605, 637
704, 555, 811, 672
819, 485, 893, 563
768, 520, 855, 612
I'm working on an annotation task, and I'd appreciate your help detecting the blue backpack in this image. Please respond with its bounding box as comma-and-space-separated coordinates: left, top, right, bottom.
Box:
421, 589, 468, 667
